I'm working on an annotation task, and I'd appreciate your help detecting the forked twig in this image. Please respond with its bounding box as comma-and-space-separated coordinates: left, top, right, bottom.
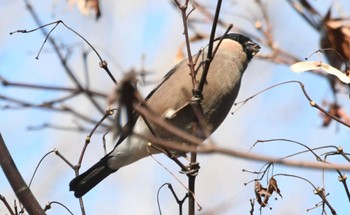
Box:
10, 20, 117, 84
234, 80, 350, 128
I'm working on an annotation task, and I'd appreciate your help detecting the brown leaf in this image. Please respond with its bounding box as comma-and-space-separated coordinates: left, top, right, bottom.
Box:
255, 181, 268, 207
267, 177, 282, 198
320, 11, 350, 73
69, 0, 101, 20
254, 178, 283, 208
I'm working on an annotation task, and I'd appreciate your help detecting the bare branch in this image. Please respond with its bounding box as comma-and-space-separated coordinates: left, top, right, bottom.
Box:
0, 194, 15, 215
0, 76, 106, 98
0, 133, 45, 215
132, 103, 350, 171
44, 200, 74, 214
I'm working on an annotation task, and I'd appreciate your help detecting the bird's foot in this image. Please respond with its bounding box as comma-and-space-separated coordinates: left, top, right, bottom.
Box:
180, 162, 200, 176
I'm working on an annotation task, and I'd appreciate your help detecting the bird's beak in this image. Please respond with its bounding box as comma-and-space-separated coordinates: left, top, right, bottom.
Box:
246, 41, 261, 56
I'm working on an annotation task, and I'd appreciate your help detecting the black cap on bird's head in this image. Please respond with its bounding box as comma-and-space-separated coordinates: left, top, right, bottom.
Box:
220, 33, 261, 60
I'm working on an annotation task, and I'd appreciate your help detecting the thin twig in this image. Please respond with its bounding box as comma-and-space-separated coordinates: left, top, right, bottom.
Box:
174, 0, 197, 89
44, 201, 74, 214
77, 109, 114, 169
196, 0, 223, 96
0, 93, 107, 127
157, 183, 188, 215
28, 150, 55, 187
18, 1, 108, 116
0, 76, 106, 97
253, 139, 323, 161
274, 174, 336, 214
27, 122, 91, 133
0, 194, 15, 215
234, 80, 350, 128
54, 149, 75, 169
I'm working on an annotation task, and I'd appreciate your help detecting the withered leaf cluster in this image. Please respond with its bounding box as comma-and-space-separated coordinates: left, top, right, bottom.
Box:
255, 177, 282, 208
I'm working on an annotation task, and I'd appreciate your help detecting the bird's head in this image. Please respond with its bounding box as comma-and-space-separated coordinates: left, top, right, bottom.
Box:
218, 33, 261, 61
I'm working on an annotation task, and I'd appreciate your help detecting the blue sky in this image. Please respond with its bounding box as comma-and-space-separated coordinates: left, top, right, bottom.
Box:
1, 0, 350, 214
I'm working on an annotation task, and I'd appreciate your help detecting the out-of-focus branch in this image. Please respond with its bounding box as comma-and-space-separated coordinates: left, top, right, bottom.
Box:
134, 103, 203, 146
0, 75, 107, 98
0, 133, 45, 215
285, 0, 321, 30
132, 89, 350, 171
135, 124, 350, 171
0, 194, 15, 215
27, 122, 93, 132
0, 93, 109, 128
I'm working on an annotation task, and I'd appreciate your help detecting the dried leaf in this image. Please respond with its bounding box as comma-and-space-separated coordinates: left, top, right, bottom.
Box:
254, 178, 283, 208
320, 12, 350, 73
69, 0, 101, 19
290, 61, 350, 84
267, 177, 282, 198
255, 181, 268, 207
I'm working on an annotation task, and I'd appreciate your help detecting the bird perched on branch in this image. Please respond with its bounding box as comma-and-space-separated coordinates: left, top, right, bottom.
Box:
69, 33, 260, 198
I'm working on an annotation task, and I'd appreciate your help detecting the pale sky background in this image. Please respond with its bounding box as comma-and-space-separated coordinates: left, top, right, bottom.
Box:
1, 0, 350, 214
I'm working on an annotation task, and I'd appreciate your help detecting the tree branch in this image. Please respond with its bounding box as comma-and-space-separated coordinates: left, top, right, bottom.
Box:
0, 133, 45, 215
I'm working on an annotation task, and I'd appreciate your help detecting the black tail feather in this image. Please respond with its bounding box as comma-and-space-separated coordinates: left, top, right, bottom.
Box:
69, 157, 118, 198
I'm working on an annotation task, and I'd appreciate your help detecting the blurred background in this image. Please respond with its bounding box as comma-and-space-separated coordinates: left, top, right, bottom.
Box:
1, 0, 350, 214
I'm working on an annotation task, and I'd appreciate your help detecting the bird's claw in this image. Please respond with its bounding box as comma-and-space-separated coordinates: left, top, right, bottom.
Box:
180, 162, 200, 176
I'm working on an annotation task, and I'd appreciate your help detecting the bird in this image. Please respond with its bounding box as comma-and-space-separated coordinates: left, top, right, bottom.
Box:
69, 33, 260, 198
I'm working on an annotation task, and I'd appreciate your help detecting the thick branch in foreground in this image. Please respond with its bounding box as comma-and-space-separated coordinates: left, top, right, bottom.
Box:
0, 133, 45, 215
134, 104, 350, 171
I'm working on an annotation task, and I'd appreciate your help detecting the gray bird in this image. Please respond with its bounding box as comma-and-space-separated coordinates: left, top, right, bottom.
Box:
69, 33, 260, 198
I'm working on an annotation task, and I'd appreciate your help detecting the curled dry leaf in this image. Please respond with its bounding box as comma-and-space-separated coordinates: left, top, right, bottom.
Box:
290, 61, 350, 84
255, 181, 268, 207
69, 0, 101, 19
267, 177, 282, 199
254, 177, 282, 208
320, 11, 350, 73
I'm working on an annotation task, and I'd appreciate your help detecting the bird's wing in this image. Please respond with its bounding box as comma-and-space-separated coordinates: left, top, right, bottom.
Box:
112, 59, 187, 148
145, 62, 182, 100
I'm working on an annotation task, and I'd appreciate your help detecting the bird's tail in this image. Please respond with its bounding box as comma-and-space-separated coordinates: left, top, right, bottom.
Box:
69, 157, 118, 198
